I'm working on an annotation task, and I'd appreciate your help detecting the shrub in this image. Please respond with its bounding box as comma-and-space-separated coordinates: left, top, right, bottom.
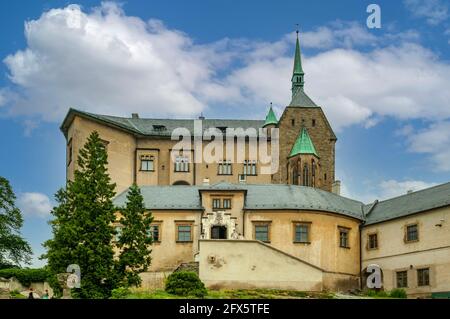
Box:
111, 287, 132, 299
0, 268, 51, 286
9, 290, 25, 299
165, 271, 207, 298
389, 288, 407, 299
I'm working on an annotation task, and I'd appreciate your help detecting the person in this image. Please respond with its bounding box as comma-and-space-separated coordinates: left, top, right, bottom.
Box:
28, 288, 34, 299
42, 289, 49, 299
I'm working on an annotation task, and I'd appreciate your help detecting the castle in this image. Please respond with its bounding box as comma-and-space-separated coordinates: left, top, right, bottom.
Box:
61, 33, 450, 297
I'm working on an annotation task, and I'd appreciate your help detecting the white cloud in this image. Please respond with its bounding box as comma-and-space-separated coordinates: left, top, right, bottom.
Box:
406, 121, 450, 171
17, 192, 52, 218
377, 179, 438, 200
341, 178, 438, 203
2, 3, 450, 134
404, 0, 449, 25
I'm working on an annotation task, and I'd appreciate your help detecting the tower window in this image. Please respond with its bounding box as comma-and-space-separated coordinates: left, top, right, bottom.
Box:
339, 227, 350, 248
303, 164, 309, 186
291, 119, 295, 126
312, 119, 316, 127
324, 173, 327, 181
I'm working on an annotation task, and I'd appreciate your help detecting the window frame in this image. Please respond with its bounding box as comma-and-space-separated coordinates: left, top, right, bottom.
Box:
338, 226, 350, 249
140, 155, 155, 172
293, 222, 311, 244
417, 268, 430, 287
243, 160, 257, 176
367, 232, 378, 250
175, 222, 194, 243
222, 198, 232, 209
174, 155, 190, 173
218, 160, 233, 175
396, 270, 408, 288
253, 221, 271, 243
405, 223, 419, 243
148, 222, 162, 243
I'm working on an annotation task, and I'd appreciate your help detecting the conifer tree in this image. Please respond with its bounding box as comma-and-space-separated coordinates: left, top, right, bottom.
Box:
0, 176, 32, 267
116, 184, 153, 287
43, 131, 118, 298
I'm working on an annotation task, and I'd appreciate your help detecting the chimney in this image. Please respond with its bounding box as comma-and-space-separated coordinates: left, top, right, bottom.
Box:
332, 180, 341, 196
131, 113, 139, 119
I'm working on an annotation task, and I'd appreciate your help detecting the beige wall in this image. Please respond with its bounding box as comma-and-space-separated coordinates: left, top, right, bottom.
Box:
199, 239, 324, 291
66, 115, 272, 192
67, 116, 137, 194
362, 207, 450, 296
244, 210, 361, 276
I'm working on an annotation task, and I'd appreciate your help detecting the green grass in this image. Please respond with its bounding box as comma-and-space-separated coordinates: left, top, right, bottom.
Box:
120, 288, 335, 299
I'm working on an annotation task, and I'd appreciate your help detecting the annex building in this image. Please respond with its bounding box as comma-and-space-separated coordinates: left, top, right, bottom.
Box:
60, 33, 450, 298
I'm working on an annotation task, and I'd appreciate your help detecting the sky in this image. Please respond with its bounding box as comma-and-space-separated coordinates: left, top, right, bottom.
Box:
1, 0, 450, 267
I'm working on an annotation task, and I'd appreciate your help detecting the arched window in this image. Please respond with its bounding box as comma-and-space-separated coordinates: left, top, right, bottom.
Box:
292, 166, 299, 185
303, 164, 309, 186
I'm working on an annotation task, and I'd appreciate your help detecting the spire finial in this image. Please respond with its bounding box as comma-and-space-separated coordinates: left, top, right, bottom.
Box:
291, 25, 305, 96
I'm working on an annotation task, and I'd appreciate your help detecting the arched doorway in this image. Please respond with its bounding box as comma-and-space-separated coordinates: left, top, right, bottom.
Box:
172, 180, 190, 186
211, 226, 227, 239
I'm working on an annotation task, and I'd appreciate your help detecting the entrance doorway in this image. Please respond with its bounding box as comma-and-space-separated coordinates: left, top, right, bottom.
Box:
211, 226, 227, 239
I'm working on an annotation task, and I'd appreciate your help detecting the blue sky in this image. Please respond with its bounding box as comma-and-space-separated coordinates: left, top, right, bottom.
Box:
1, 0, 450, 267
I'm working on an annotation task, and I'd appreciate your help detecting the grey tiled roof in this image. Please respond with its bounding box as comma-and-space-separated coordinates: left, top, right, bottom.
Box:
113, 182, 365, 220
61, 108, 265, 137
364, 182, 450, 225
113, 181, 450, 224
289, 88, 318, 107
114, 186, 202, 210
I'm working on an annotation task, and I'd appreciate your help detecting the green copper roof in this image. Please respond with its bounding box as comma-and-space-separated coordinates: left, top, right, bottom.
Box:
293, 33, 304, 75
289, 127, 318, 157
263, 105, 278, 127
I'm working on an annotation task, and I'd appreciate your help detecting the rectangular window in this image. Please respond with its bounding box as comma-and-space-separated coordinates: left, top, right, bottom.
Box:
140, 155, 154, 171
339, 227, 350, 248
406, 224, 418, 242
368, 233, 378, 250
223, 198, 232, 209
255, 224, 269, 242
243, 160, 257, 176
148, 224, 160, 242
218, 160, 232, 175
312, 119, 316, 127
177, 225, 192, 242
294, 223, 310, 243
174, 156, 189, 172
212, 198, 221, 210
396, 271, 408, 288
417, 268, 430, 286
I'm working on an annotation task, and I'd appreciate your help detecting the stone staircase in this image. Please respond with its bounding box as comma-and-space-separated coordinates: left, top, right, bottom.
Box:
174, 262, 199, 274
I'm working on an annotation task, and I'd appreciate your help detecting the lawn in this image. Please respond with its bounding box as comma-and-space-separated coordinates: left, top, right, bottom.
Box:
118, 288, 336, 299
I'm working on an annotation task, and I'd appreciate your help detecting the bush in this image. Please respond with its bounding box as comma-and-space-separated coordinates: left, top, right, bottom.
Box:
111, 287, 132, 299
165, 271, 207, 298
389, 288, 407, 299
9, 290, 25, 299
0, 268, 51, 286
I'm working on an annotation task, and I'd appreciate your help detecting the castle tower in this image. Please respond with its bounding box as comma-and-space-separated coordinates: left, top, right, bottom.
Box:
272, 30, 336, 192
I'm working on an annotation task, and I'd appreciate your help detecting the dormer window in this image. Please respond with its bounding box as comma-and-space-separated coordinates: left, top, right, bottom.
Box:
153, 125, 167, 132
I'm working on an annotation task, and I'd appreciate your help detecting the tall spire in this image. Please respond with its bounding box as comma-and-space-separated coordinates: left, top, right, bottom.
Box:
291, 29, 305, 96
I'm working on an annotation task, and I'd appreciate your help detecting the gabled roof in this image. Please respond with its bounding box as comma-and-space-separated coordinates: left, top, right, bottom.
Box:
263, 106, 278, 127
61, 108, 265, 138
364, 182, 450, 225
289, 127, 319, 157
